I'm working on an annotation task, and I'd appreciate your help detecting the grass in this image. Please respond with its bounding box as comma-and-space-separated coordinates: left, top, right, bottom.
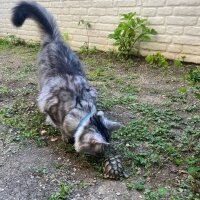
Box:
0, 39, 199, 199
48, 183, 72, 200
0, 98, 59, 141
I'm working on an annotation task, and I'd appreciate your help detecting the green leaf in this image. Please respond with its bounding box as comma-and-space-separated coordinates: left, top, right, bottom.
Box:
108, 12, 157, 58
158, 187, 167, 196
194, 92, 200, 100
178, 87, 187, 94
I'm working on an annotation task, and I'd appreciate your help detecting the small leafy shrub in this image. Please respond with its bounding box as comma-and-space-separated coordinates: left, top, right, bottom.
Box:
62, 32, 69, 43
174, 59, 183, 68
179, 66, 200, 100
79, 45, 98, 55
188, 66, 200, 100
0, 34, 39, 49
145, 52, 168, 69
108, 12, 157, 58
6, 34, 26, 46
48, 183, 71, 200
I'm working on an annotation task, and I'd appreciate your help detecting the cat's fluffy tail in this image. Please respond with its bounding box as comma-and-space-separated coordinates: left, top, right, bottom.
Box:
11, 1, 60, 44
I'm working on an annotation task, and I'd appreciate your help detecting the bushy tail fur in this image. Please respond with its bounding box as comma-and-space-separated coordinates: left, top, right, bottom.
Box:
11, 1, 60, 43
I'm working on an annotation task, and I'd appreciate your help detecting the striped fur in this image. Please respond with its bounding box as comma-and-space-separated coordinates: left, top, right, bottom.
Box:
11, 1, 121, 155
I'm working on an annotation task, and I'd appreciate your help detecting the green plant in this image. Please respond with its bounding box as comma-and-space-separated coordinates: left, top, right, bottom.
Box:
134, 181, 145, 191
78, 19, 92, 52
145, 52, 168, 69
48, 183, 71, 200
79, 45, 98, 54
108, 12, 157, 58
144, 187, 167, 200
188, 67, 200, 86
6, 34, 26, 46
62, 32, 69, 43
178, 66, 200, 100
174, 59, 183, 68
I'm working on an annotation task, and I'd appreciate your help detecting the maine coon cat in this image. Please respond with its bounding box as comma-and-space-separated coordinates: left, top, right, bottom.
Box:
11, 1, 121, 155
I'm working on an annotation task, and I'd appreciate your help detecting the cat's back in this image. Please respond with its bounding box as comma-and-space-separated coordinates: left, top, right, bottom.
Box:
38, 40, 85, 78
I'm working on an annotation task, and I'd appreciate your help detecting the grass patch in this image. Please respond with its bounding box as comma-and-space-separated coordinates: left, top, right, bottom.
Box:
0, 40, 199, 199
48, 183, 72, 200
0, 98, 59, 141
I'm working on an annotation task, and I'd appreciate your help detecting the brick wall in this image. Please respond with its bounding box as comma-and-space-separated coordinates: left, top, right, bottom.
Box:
0, 0, 200, 63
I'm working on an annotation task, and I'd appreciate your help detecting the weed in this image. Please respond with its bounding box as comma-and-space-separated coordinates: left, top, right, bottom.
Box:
0, 86, 9, 96
187, 67, 200, 100
134, 181, 145, 191
31, 166, 48, 177
145, 52, 168, 69
178, 66, 200, 100
98, 95, 136, 110
109, 12, 157, 58
5, 35, 26, 46
79, 180, 86, 189
174, 59, 183, 68
48, 183, 71, 200
62, 32, 69, 43
78, 19, 92, 52
0, 34, 39, 50
144, 187, 167, 200
0, 98, 59, 141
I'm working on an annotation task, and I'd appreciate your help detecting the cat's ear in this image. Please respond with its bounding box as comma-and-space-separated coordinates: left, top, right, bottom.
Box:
97, 111, 122, 132
90, 134, 109, 145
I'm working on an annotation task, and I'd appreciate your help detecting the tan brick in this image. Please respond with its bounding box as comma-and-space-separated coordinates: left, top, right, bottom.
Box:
167, 44, 183, 53
143, 0, 166, 7
181, 55, 200, 64
113, 0, 137, 7
67, 28, 85, 35
93, 0, 113, 8
173, 36, 200, 46
166, 26, 183, 34
142, 8, 157, 17
140, 42, 167, 51
50, 2, 63, 8
151, 35, 172, 43
148, 17, 165, 25
99, 16, 119, 24
39, 2, 50, 8
64, 1, 80, 8
83, 16, 99, 23
182, 45, 200, 55
94, 23, 117, 31
79, 1, 92, 8
184, 27, 200, 36
166, 16, 197, 25
89, 36, 108, 45
58, 15, 72, 22
174, 7, 200, 16
69, 41, 83, 48
118, 7, 141, 15
167, 0, 200, 6
70, 8, 87, 15
88, 8, 106, 16
157, 7, 173, 15
162, 52, 177, 60
106, 8, 119, 16
150, 25, 166, 34
72, 35, 88, 42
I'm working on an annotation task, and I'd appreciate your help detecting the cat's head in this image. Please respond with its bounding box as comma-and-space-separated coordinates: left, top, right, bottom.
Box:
74, 111, 121, 156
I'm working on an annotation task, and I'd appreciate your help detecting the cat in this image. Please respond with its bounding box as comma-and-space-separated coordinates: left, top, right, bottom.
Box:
11, 1, 121, 156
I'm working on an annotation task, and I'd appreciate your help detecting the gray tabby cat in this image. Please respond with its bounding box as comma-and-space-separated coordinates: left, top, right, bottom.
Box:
11, 1, 121, 155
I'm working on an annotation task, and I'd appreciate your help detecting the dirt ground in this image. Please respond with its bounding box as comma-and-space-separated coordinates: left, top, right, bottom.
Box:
0, 46, 143, 200
0, 44, 199, 200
